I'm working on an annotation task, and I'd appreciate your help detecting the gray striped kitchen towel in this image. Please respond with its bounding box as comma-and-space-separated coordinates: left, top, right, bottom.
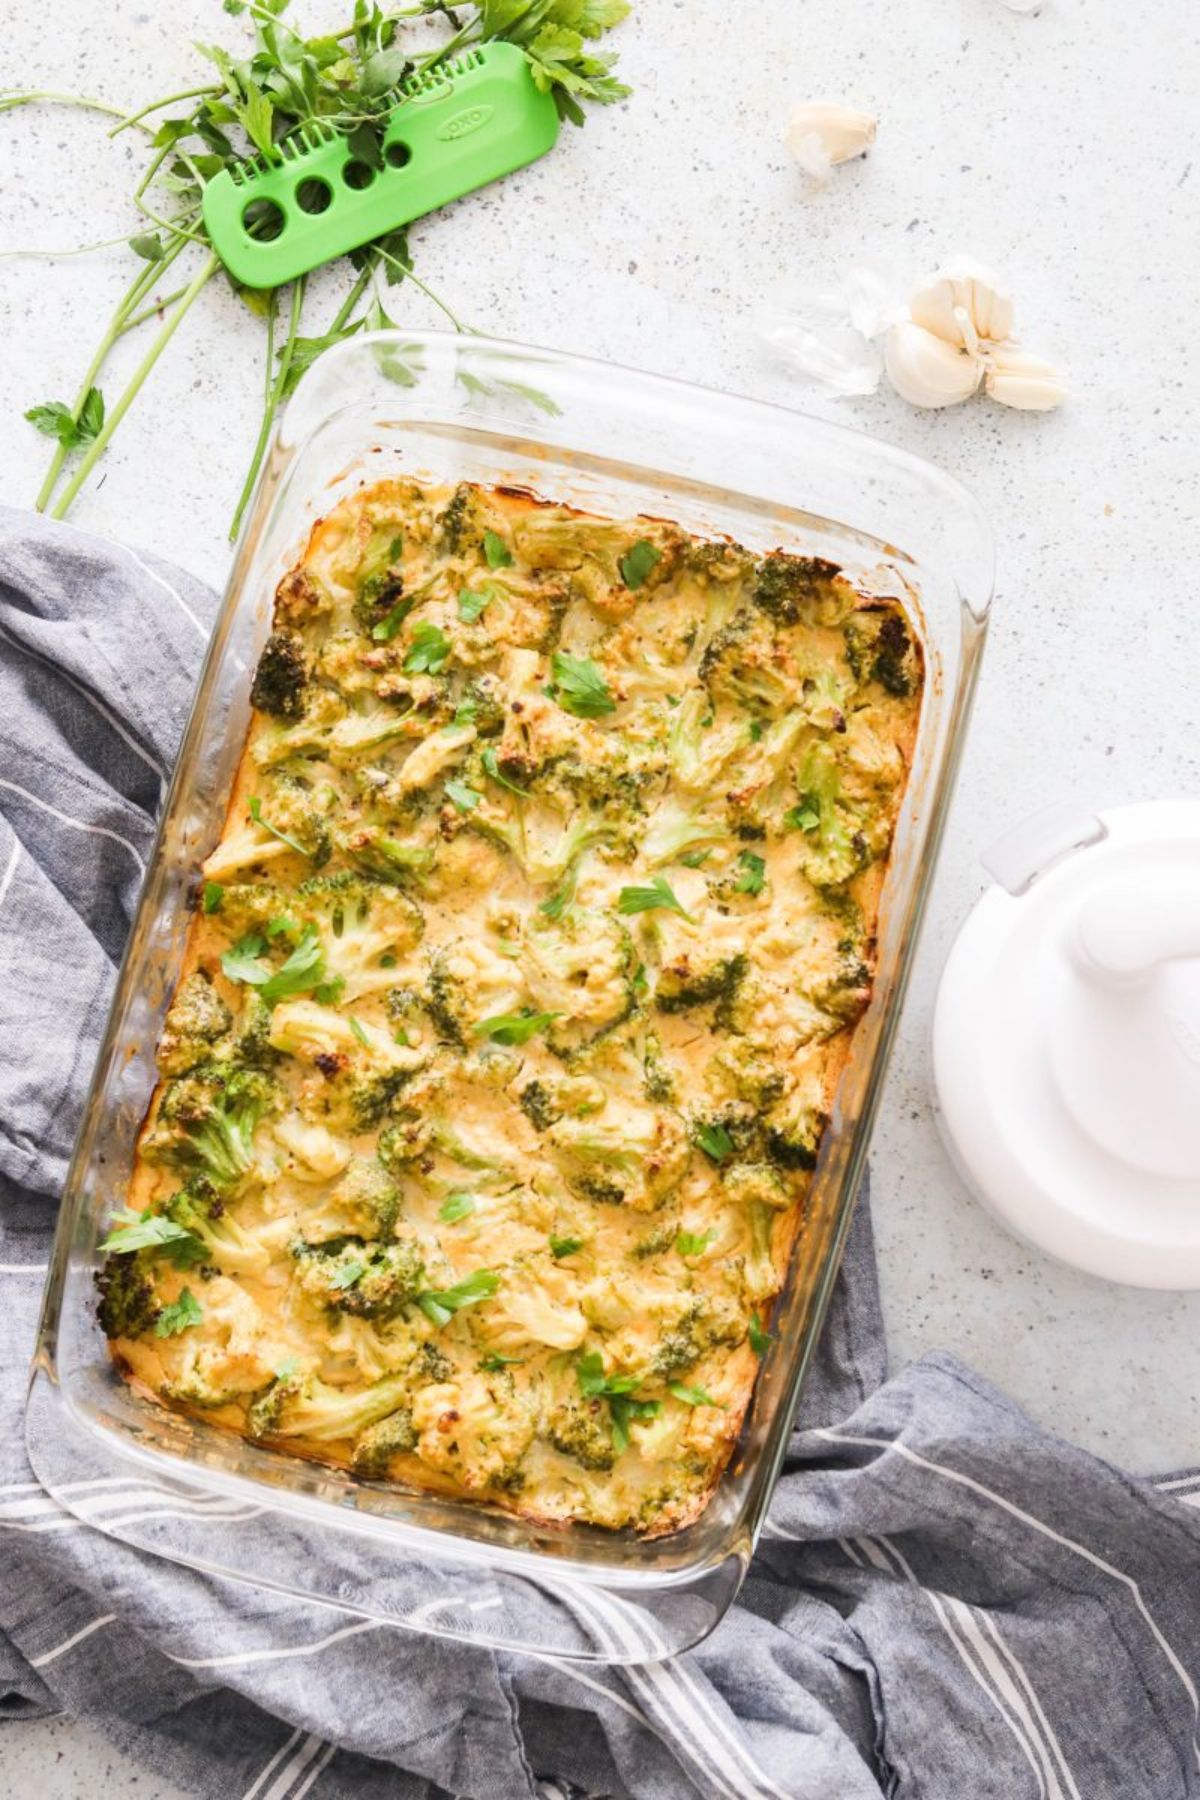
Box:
2, 504, 1199, 1800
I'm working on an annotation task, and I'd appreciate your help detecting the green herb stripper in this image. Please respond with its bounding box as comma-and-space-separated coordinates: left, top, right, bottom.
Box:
202, 42, 559, 289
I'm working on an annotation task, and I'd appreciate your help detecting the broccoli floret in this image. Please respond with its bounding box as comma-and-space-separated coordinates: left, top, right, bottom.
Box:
641, 802, 729, 870
348, 1068, 417, 1132
210, 881, 283, 940
630, 1219, 676, 1261
352, 1406, 417, 1478
300, 1157, 401, 1244
158, 972, 233, 1078
292, 1237, 425, 1320
791, 743, 870, 889
260, 773, 336, 866
844, 608, 918, 698
550, 1105, 690, 1212
246, 1363, 307, 1438
340, 824, 436, 887
437, 483, 486, 555
642, 1033, 676, 1103
519, 1080, 558, 1130
665, 691, 743, 793
545, 1396, 617, 1472
417, 1340, 453, 1383
691, 1101, 759, 1159
518, 1073, 605, 1131
292, 871, 423, 998
652, 1295, 743, 1377
350, 527, 407, 633
230, 990, 280, 1069
711, 1039, 787, 1108
723, 1161, 790, 1209
751, 553, 845, 625
457, 674, 506, 737
258, 1370, 414, 1442
425, 949, 469, 1048
762, 1093, 828, 1171
94, 1254, 160, 1339
377, 1107, 434, 1170
250, 629, 309, 719
655, 951, 746, 1016
164, 1178, 273, 1277
699, 606, 800, 714
143, 1066, 280, 1190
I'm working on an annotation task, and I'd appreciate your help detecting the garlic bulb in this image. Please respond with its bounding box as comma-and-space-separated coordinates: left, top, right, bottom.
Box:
884, 321, 983, 409
983, 347, 1067, 411
784, 103, 877, 182
909, 259, 1015, 355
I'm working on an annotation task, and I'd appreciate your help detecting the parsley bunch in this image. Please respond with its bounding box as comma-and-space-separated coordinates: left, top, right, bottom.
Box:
4, 0, 632, 539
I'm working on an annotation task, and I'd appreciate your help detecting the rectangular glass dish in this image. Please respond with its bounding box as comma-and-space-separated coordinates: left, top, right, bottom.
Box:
29, 330, 992, 1663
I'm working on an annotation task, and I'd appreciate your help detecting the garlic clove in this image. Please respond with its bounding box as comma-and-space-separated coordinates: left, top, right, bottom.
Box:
884, 321, 983, 408
784, 103, 877, 182
983, 346, 1067, 411
909, 258, 1015, 353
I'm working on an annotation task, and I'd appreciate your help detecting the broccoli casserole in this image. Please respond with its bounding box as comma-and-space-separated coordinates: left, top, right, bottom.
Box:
98, 478, 922, 1535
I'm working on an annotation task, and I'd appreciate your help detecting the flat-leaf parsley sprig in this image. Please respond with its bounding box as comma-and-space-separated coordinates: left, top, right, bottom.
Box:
3, 0, 632, 539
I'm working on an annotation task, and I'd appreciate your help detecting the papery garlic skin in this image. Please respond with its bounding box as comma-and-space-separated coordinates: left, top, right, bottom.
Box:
884, 321, 983, 409
984, 347, 1067, 411
909, 259, 1015, 354
757, 263, 903, 396
784, 103, 877, 182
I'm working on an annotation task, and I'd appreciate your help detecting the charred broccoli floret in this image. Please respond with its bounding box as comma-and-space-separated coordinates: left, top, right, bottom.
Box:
545, 1396, 618, 1472
292, 1237, 425, 1320
751, 553, 844, 625
158, 972, 233, 1077
94, 1254, 160, 1339
351, 1406, 418, 1477
655, 951, 746, 1016
519, 1080, 558, 1130
844, 607, 918, 698
250, 629, 309, 719
143, 1066, 280, 1190
762, 1094, 828, 1172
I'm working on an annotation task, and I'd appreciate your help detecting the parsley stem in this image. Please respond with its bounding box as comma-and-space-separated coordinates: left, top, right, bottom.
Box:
50, 251, 221, 522
330, 257, 377, 333
33, 238, 188, 514
228, 275, 306, 544
0, 89, 137, 124
376, 244, 470, 333
118, 281, 192, 336
108, 85, 222, 138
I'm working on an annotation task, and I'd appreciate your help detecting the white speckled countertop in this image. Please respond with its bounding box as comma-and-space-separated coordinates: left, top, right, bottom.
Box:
2, 0, 1199, 1786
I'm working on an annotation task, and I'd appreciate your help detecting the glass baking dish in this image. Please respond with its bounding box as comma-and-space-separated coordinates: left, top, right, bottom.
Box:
28, 329, 992, 1663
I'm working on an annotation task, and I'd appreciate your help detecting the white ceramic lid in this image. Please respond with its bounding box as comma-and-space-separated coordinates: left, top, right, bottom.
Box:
933, 800, 1200, 1289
